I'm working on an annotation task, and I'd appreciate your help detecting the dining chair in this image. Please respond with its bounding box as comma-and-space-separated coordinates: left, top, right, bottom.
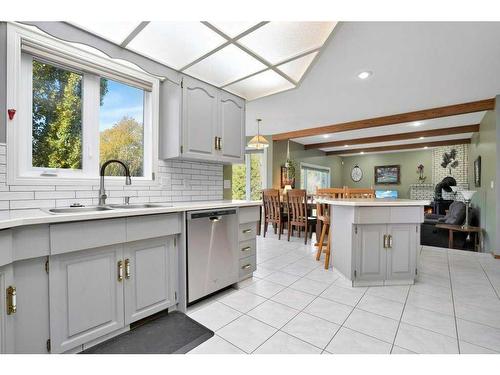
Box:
286, 189, 316, 244
345, 188, 375, 198
262, 189, 287, 239
315, 187, 346, 269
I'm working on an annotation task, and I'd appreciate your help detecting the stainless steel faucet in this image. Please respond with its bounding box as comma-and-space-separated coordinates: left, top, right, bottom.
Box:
99, 160, 132, 206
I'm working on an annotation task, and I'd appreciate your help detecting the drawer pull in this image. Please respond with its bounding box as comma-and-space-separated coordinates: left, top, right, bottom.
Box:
242, 229, 252, 234
241, 246, 252, 252
118, 260, 124, 282
6, 286, 16, 315
125, 258, 131, 279
241, 264, 251, 270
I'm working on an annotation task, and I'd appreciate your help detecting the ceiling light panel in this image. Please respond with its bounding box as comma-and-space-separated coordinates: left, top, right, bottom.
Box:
184, 44, 266, 87
238, 22, 336, 64
127, 22, 226, 70
208, 21, 260, 38
225, 70, 295, 100
73, 21, 142, 44
277, 51, 318, 81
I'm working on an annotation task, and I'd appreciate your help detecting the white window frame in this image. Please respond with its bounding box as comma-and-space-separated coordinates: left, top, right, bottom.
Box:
6, 24, 160, 186
244, 147, 268, 200
300, 162, 331, 193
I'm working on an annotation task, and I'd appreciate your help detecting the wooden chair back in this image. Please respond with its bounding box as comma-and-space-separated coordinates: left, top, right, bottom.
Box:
286, 189, 308, 226
262, 189, 281, 223
345, 188, 375, 198
316, 187, 346, 221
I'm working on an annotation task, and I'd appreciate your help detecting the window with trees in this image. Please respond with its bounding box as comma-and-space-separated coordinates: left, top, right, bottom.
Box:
9, 27, 159, 184
232, 150, 266, 200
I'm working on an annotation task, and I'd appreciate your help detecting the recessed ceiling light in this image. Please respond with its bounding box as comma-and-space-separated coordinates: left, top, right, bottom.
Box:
323, 134, 330, 139
344, 145, 349, 147
413, 121, 422, 127
419, 136, 425, 140
424, 146, 429, 149
360, 151, 365, 154
357, 71, 372, 80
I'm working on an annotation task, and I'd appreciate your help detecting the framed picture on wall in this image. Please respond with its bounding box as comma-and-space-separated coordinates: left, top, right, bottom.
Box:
474, 156, 481, 187
374, 165, 401, 185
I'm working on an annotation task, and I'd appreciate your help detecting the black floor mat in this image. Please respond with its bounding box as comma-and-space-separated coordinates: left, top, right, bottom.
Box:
82, 311, 213, 354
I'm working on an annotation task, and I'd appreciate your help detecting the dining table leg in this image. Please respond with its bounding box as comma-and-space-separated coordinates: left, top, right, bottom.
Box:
448, 229, 454, 249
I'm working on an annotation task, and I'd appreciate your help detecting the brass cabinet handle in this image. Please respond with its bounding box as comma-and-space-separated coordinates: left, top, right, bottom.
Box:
383, 235, 387, 249
118, 260, 123, 282
217, 137, 222, 151
125, 259, 131, 279
241, 246, 252, 252
388, 235, 393, 249
6, 286, 16, 315
214, 136, 220, 150
241, 264, 251, 270
242, 229, 252, 234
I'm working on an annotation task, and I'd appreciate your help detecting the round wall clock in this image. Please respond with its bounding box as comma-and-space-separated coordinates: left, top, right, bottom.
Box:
351, 165, 363, 182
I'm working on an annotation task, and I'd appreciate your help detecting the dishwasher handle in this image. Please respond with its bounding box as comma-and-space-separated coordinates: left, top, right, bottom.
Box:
188, 209, 237, 220
209, 216, 222, 222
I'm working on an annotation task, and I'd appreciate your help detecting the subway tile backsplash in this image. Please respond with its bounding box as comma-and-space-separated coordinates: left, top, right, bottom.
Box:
0, 143, 223, 210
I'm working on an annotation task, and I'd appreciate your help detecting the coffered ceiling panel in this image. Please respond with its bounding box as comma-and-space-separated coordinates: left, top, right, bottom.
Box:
208, 21, 260, 37
183, 44, 266, 87
73, 21, 141, 44
127, 21, 226, 70
238, 22, 336, 64
277, 51, 319, 82
225, 70, 295, 101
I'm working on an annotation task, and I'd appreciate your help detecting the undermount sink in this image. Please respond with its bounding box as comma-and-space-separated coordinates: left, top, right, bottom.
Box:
108, 203, 171, 209
47, 206, 114, 214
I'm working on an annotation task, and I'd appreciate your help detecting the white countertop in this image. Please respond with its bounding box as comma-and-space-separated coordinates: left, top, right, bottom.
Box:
317, 198, 431, 207
0, 200, 261, 230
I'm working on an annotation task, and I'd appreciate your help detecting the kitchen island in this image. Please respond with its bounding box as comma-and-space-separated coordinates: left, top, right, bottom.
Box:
319, 198, 430, 287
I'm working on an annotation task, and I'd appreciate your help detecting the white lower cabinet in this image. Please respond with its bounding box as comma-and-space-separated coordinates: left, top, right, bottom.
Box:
49, 236, 178, 353
0, 264, 15, 353
354, 224, 417, 286
124, 237, 176, 325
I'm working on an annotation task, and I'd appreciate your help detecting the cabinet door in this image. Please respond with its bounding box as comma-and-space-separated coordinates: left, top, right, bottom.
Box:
124, 237, 176, 325
386, 224, 417, 282
354, 225, 387, 283
219, 92, 245, 163
159, 78, 182, 159
0, 264, 15, 353
182, 77, 218, 161
49, 245, 124, 353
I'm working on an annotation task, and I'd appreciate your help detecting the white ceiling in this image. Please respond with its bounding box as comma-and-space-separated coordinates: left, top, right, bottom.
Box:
246, 22, 500, 155
71, 21, 337, 100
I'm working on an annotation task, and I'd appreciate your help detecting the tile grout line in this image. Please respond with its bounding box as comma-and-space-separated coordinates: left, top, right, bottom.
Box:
389, 284, 411, 353
477, 259, 500, 300
446, 249, 461, 354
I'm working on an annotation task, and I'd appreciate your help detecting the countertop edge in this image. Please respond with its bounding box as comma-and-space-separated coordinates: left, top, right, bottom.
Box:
0, 201, 262, 230
317, 198, 431, 207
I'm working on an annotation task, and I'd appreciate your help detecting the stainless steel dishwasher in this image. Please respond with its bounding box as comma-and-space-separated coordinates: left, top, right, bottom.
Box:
187, 208, 238, 303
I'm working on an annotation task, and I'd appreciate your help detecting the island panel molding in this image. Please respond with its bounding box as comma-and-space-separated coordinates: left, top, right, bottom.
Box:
272, 98, 494, 141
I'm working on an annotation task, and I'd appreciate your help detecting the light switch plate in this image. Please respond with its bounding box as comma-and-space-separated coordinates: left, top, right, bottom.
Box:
224, 179, 231, 189
491, 180, 494, 189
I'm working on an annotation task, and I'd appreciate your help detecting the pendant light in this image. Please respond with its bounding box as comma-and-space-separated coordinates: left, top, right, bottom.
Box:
247, 119, 269, 149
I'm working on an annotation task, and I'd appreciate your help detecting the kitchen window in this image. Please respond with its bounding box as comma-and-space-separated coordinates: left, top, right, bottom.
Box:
300, 163, 331, 194
8, 25, 159, 184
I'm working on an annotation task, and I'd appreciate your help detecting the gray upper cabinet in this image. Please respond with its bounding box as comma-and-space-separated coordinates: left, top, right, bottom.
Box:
124, 237, 176, 325
219, 92, 245, 163
182, 77, 219, 161
159, 75, 245, 164
49, 245, 125, 353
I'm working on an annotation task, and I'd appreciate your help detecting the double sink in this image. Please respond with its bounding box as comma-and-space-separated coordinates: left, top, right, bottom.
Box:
47, 203, 171, 214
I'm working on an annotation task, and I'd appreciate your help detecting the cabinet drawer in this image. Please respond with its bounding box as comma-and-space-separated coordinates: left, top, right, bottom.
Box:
126, 213, 181, 242
239, 239, 256, 259
239, 255, 256, 280
239, 222, 257, 242
239, 206, 260, 224
50, 219, 126, 255
13, 225, 50, 261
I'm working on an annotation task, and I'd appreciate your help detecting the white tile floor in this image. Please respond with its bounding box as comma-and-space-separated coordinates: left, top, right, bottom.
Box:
187, 231, 500, 354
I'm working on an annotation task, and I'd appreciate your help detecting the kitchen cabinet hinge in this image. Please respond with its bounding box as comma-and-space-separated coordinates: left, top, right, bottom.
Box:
152, 172, 155, 181
354, 226, 358, 234
415, 268, 418, 275
180, 145, 183, 154
45, 258, 49, 274
354, 270, 357, 278
180, 79, 183, 88
174, 292, 177, 302
174, 237, 176, 247
416, 226, 418, 233
46, 339, 51, 352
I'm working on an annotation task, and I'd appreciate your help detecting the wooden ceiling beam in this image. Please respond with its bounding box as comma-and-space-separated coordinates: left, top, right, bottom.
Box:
326, 139, 471, 156
304, 124, 479, 150
272, 98, 494, 141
